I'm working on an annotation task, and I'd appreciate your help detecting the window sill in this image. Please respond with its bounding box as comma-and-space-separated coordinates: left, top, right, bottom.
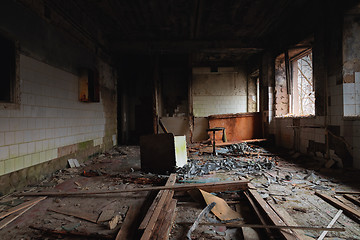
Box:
0, 102, 20, 110
275, 115, 316, 119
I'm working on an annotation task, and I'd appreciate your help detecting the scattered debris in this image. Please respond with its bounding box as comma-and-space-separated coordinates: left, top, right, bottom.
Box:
176, 157, 274, 179
68, 159, 80, 168
186, 202, 216, 240
109, 215, 121, 230
82, 170, 102, 177
199, 189, 242, 221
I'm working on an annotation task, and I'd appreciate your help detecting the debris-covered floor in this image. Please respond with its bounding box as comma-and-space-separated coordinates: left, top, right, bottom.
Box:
0, 143, 360, 240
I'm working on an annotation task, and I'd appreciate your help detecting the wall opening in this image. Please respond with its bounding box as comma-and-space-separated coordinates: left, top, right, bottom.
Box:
0, 34, 16, 103
275, 48, 315, 117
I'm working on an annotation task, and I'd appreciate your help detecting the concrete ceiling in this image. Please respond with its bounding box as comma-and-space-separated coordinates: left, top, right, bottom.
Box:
36, 0, 359, 65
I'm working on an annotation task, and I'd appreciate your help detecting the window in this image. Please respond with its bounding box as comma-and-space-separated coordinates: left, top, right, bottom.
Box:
275, 49, 315, 117
0, 34, 17, 103
79, 68, 100, 102
290, 51, 315, 116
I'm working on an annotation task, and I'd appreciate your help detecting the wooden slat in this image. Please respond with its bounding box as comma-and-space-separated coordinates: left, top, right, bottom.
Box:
0, 197, 46, 219
140, 174, 177, 240
248, 188, 299, 240
344, 194, 360, 206
152, 199, 177, 240
20, 180, 248, 197
0, 197, 46, 229
139, 174, 176, 230
315, 192, 360, 219
48, 208, 98, 223
335, 191, 360, 195
115, 202, 143, 240
317, 210, 343, 240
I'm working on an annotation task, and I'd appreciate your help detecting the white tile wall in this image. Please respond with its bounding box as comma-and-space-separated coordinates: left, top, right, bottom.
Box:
193, 95, 247, 117
0, 55, 113, 176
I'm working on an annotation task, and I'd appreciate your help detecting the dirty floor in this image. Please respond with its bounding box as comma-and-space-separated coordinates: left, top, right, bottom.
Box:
0, 144, 360, 240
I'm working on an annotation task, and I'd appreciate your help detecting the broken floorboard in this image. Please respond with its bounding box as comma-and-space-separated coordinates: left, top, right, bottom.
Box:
140, 173, 176, 240
19, 179, 249, 196
139, 174, 176, 230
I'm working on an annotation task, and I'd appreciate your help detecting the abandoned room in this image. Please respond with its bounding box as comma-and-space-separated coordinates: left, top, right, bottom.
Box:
1, 0, 360, 239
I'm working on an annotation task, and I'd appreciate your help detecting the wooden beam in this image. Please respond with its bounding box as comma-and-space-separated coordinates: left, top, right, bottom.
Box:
248, 188, 299, 240
139, 173, 176, 230
315, 192, 360, 219
0, 197, 46, 219
19, 180, 249, 197
115, 202, 143, 240
317, 210, 343, 240
152, 199, 177, 240
343, 194, 360, 206
109, 40, 264, 54
335, 191, 360, 195
140, 174, 177, 240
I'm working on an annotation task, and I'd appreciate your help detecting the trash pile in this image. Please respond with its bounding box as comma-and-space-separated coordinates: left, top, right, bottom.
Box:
226, 142, 268, 155
176, 157, 275, 179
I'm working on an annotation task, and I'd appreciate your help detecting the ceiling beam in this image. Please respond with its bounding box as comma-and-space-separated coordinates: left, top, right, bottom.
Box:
109, 40, 265, 54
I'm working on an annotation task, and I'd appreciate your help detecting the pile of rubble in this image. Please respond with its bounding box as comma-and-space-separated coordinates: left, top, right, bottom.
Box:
176, 157, 275, 179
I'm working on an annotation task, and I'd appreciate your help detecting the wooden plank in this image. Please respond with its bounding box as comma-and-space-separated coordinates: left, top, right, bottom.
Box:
30, 225, 113, 239
115, 202, 143, 240
152, 199, 177, 240
317, 210, 343, 240
335, 191, 360, 195
139, 173, 176, 230
20, 179, 248, 196
140, 174, 177, 240
177, 222, 345, 231
48, 208, 98, 223
244, 191, 274, 238
268, 202, 312, 240
0, 197, 46, 230
248, 188, 298, 240
315, 192, 360, 219
0, 197, 46, 219
344, 194, 360, 206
